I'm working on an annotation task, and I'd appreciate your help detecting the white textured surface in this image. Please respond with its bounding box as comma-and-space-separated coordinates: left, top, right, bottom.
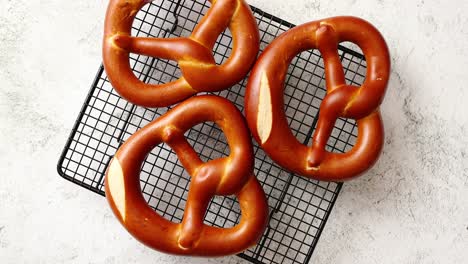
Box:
1, 0, 467, 263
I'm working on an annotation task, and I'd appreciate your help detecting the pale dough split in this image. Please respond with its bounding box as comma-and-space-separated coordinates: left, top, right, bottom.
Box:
107, 158, 126, 223
257, 71, 273, 144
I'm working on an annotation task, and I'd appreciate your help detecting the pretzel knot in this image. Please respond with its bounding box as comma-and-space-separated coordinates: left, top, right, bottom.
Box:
105, 96, 268, 256
245, 17, 391, 181
103, 0, 260, 107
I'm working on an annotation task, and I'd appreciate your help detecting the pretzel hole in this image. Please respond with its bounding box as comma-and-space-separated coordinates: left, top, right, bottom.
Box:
128, 49, 182, 86
324, 118, 358, 153
283, 50, 326, 144
213, 28, 233, 65
177, 0, 209, 36
128, 1, 182, 83
184, 122, 230, 162
203, 195, 240, 228
131, 1, 178, 39
338, 42, 366, 86
140, 142, 190, 223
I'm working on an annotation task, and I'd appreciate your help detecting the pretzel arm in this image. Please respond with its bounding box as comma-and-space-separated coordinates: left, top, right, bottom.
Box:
316, 24, 347, 91
164, 131, 203, 176
190, 0, 236, 48
178, 168, 218, 249
308, 86, 359, 167
112, 35, 214, 62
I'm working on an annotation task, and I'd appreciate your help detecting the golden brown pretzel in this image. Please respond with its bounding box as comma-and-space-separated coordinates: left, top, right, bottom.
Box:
105, 95, 268, 256
103, 0, 259, 107
245, 16, 390, 181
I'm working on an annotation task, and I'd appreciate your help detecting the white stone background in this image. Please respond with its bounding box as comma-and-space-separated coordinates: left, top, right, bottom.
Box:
1, 0, 467, 263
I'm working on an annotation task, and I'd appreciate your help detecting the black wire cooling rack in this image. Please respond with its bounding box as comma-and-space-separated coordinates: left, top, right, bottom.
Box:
57, 0, 367, 263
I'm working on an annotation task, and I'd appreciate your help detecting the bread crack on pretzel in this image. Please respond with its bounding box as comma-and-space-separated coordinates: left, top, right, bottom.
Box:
257, 71, 273, 145
178, 60, 215, 69
106, 158, 126, 222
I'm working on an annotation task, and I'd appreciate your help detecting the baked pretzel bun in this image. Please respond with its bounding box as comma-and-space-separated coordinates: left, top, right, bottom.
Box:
105, 95, 269, 256
245, 17, 390, 181
103, 0, 260, 107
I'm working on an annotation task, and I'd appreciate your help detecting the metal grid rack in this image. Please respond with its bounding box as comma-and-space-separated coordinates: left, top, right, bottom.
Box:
57, 0, 367, 263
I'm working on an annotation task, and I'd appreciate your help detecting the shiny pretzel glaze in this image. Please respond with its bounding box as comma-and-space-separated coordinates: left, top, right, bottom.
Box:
105, 96, 269, 256
245, 17, 390, 181
103, 0, 259, 107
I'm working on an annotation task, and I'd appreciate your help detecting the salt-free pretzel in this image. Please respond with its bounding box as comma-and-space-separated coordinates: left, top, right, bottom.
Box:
103, 0, 260, 107
245, 16, 390, 181
105, 95, 268, 256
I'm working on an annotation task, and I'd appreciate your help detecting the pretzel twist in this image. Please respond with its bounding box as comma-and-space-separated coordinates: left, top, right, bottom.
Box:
245, 17, 390, 181
103, 0, 260, 107
105, 95, 269, 256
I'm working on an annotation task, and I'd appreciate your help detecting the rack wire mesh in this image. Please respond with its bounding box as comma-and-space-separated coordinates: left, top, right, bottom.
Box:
57, 0, 367, 263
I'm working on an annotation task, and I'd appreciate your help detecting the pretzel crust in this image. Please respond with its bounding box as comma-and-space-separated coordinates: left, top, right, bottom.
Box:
105, 95, 269, 256
245, 16, 390, 181
103, 0, 259, 107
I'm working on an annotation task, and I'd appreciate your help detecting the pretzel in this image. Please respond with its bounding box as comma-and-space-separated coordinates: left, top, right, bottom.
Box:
103, 0, 260, 107
105, 95, 268, 256
245, 16, 390, 181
